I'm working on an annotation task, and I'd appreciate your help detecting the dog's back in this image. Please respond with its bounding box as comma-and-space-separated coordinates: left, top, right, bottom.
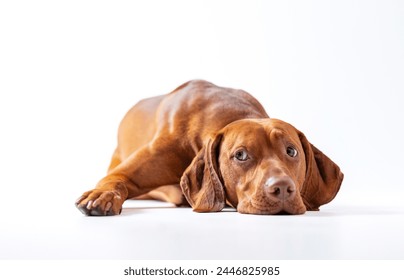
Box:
115, 80, 268, 163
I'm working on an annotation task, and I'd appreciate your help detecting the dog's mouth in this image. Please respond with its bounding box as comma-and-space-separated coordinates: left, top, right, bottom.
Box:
274, 210, 291, 215
237, 198, 306, 215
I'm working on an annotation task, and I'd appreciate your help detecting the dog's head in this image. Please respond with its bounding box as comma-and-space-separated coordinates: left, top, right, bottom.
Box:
180, 118, 343, 215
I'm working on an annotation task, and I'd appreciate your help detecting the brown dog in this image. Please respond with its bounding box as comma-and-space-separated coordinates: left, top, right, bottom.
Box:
76, 80, 343, 215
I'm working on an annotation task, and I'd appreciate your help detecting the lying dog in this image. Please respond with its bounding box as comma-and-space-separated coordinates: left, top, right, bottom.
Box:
76, 80, 343, 215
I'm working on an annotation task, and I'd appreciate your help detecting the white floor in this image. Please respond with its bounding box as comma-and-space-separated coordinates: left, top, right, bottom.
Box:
1, 189, 403, 260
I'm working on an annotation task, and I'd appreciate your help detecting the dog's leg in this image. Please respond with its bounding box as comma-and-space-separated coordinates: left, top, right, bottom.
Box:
107, 148, 121, 172
135, 184, 189, 206
75, 142, 185, 216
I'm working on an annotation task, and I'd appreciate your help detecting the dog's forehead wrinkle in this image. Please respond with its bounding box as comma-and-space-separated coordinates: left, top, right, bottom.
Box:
268, 127, 284, 140
225, 122, 268, 146
266, 124, 300, 146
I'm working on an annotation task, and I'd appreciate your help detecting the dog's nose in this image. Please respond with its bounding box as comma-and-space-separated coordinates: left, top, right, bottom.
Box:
265, 176, 296, 200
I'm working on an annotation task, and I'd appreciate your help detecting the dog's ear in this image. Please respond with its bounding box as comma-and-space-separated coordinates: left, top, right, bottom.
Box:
180, 134, 225, 212
298, 131, 344, 211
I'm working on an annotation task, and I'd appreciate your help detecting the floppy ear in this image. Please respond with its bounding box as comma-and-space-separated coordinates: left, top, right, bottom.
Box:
299, 132, 344, 211
180, 134, 225, 212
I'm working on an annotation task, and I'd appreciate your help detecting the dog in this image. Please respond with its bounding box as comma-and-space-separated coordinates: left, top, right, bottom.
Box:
76, 80, 343, 215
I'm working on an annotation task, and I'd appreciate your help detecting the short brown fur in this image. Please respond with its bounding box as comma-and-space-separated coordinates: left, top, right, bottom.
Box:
76, 80, 343, 215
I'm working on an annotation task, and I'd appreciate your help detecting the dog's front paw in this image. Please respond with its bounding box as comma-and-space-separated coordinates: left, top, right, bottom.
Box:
75, 189, 124, 216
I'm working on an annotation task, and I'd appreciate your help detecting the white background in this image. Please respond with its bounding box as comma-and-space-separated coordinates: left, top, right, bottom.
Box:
1, 0, 403, 260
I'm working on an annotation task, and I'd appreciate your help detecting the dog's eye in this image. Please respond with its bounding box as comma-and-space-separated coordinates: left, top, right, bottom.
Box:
286, 146, 298, 157
234, 149, 249, 161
